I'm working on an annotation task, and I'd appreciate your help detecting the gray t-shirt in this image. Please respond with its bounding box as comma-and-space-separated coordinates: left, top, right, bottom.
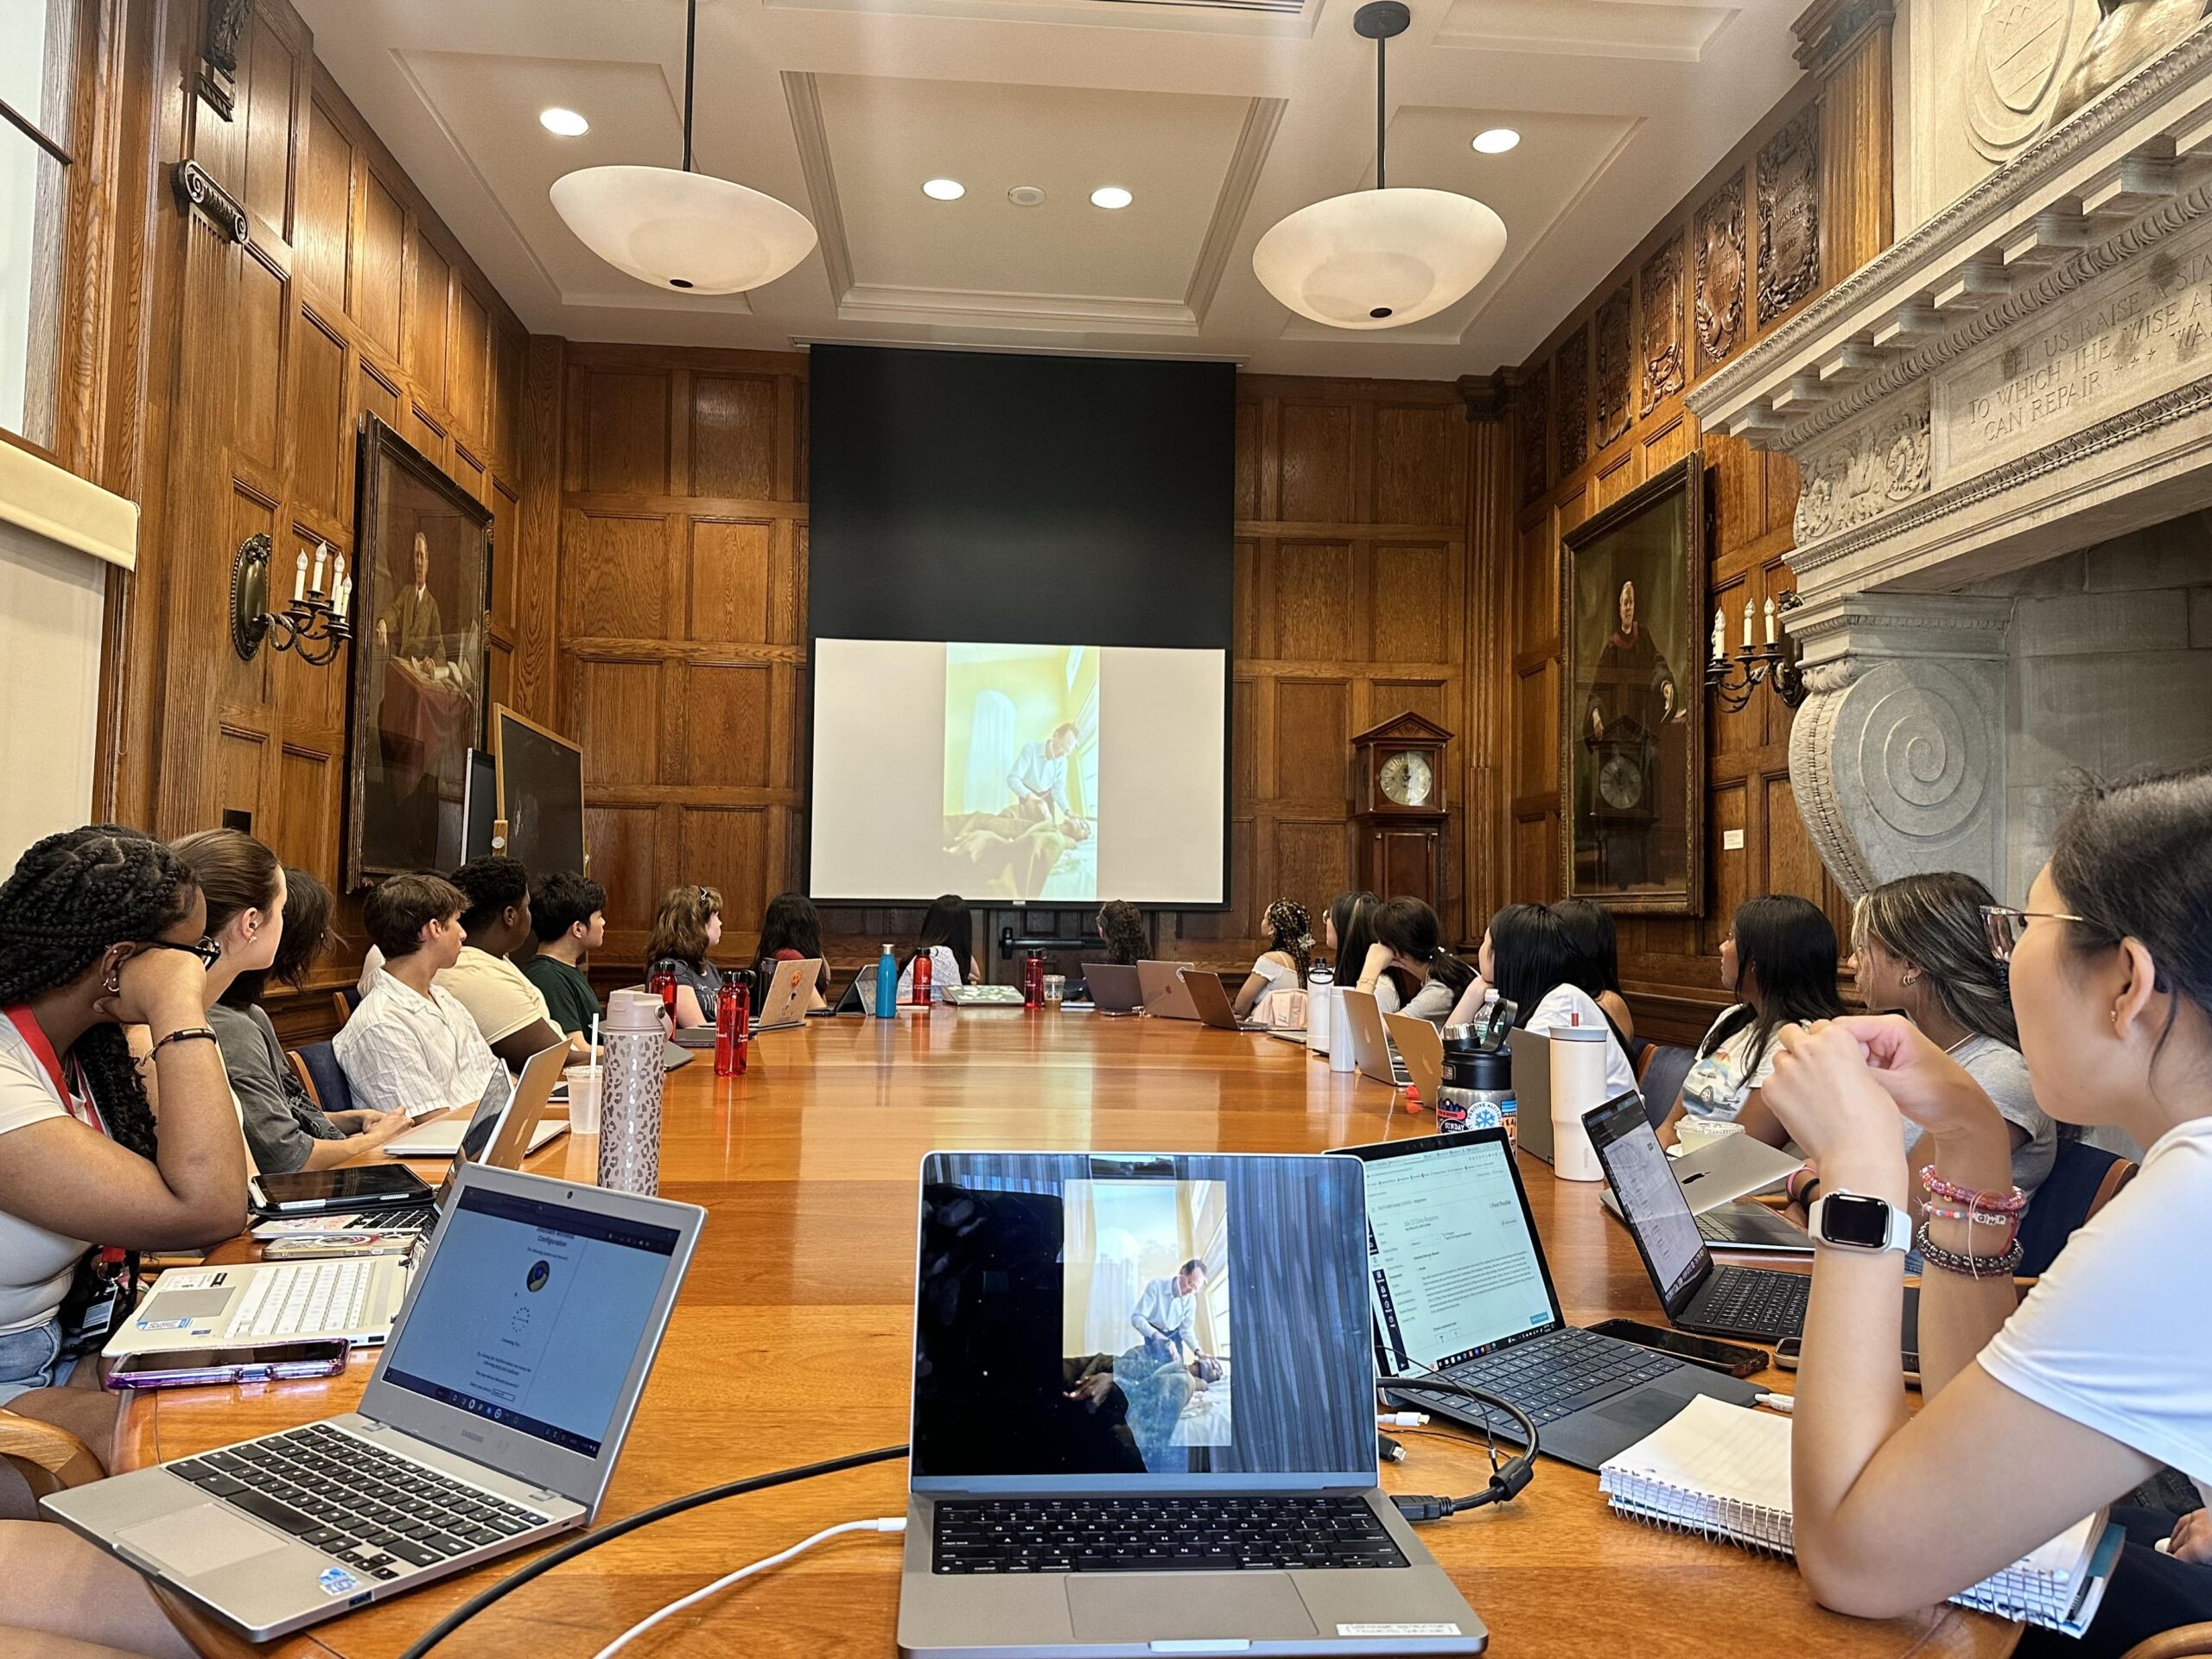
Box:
1901, 1033, 2057, 1195
1401, 978, 1459, 1026
212, 1002, 343, 1175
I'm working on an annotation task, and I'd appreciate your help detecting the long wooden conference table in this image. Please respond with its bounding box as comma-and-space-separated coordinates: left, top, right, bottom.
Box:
118, 1012, 2018, 1659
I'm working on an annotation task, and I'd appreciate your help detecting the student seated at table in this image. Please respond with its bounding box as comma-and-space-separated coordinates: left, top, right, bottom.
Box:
334, 872, 504, 1120
1357, 897, 1473, 1025
1233, 899, 1313, 1018
647, 883, 726, 1028
1553, 897, 1637, 1046
1096, 899, 1147, 966
755, 891, 832, 1013
521, 870, 606, 1039
899, 893, 980, 1001
439, 855, 579, 1066
1758, 763, 2212, 1659
1657, 893, 1846, 1149
1324, 889, 1395, 1011
180, 833, 408, 1172
1850, 871, 2056, 1197
1452, 904, 1637, 1097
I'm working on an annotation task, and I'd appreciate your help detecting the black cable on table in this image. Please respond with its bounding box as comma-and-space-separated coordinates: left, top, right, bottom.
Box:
393, 1443, 908, 1659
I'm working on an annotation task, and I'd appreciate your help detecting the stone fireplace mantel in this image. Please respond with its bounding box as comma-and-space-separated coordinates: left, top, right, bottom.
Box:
1687, 24, 2212, 898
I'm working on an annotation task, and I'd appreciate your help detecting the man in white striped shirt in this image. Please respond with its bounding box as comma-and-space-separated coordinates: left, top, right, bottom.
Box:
334, 873, 503, 1121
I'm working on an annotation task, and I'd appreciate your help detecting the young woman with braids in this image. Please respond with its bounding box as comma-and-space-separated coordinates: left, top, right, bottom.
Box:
0, 826, 245, 1659
1232, 899, 1313, 1019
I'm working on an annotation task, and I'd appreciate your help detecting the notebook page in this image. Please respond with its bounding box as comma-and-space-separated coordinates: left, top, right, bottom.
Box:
1601, 1395, 1791, 1509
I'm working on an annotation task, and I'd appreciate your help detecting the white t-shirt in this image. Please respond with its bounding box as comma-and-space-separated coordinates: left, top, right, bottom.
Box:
0, 1017, 92, 1336
1248, 954, 1300, 993
1979, 1114, 2212, 1511
897, 945, 965, 1001
1681, 1006, 1784, 1122
1524, 983, 1637, 1101
438, 946, 554, 1045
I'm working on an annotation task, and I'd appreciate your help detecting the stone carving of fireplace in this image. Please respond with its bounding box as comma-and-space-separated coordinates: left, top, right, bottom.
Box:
1688, 25, 2212, 900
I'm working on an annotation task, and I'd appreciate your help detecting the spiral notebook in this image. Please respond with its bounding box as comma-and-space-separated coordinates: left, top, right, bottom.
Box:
1598, 1397, 2120, 1636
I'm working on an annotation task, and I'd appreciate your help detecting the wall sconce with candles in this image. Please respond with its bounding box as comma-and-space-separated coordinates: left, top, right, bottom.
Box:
231, 534, 353, 665
1707, 590, 1808, 713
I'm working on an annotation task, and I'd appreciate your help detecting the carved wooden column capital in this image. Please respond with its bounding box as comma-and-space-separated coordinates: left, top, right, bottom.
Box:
1457, 371, 1511, 423
1792, 0, 1896, 74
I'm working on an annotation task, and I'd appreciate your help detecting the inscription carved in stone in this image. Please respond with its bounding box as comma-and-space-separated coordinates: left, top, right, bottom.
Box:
1594, 285, 1632, 449
1694, 173, 1746, 374
1519, 362, 1549, 505
1555, 326, 1590, 476
1641, 233, 1686, 416
1793, 393, 1932, 544
1758, 106, 1821, 327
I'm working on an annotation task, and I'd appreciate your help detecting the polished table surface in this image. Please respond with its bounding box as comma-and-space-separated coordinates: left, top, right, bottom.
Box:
118, 1012, 2018, 1659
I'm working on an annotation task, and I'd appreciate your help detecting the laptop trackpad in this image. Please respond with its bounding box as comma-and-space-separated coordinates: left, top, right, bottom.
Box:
119, 1504, 291, 1575
1067, 1573, 1318, 1642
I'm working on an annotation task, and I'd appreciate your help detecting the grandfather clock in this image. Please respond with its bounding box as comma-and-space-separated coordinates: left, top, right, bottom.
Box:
1351, 712, 1452, 909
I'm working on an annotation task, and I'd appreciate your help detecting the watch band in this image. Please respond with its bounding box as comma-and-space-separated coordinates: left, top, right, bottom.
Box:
1808, 1191, 1912, 1255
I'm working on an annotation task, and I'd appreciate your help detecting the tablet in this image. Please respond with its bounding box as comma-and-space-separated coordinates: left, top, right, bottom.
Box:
251, 1165, 435, 1217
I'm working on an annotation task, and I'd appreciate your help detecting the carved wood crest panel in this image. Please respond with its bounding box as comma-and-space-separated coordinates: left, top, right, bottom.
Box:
1555, 326, 1589, 477
1694, 172, 1747, 375
1758, 105, 1821, 327
1593, 285, 1633, 450
1518, 360, 1550, 505
1640, 232, 1687, 416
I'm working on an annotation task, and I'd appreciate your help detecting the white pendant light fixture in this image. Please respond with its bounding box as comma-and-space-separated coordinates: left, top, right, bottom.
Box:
550, 0, 816, 295
1252, 2, 1506, 330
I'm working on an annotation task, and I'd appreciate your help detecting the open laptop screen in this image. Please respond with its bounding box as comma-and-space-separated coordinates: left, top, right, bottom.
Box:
379, 1184, 682, 1458
912, 1153, 1373, 1485
1584, 1090, 1710, 1311
1349, 1132, 1558, 1373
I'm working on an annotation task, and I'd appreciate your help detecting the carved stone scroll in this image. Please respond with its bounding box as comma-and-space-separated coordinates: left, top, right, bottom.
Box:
1640, 232, 1687, 416
1694, 173, 1747, 374
1758, 105, 1821, 327
1554, 326, 1589, 476
1593, 285, 1632, 449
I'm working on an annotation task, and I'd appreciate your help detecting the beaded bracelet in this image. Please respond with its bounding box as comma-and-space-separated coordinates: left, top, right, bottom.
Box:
1923, 1199, 2021, 1230
1915, 1221, 2023, 1279
1918, 1164, 2027, 1215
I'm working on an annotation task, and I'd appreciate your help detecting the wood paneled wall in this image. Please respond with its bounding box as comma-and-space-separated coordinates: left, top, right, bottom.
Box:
1497, 6, 1894, 1043
555, 356, 1493, 975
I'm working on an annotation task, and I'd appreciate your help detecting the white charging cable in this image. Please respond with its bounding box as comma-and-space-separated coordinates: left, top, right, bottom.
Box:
591, 1516, 908, 1659
1378, 1411, 1430, 1427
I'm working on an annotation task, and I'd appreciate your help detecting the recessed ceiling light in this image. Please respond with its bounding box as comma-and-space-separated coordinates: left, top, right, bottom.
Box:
540, 107, 589, 137
1090, 185, 1133, 210
1471, 127, 1521, 155
922, 177, 965, 200
1007, 184, 1047, 207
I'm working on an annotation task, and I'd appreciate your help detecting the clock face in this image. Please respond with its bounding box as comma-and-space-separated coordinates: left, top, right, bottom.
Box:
1378, 751, 1434, 807
1599, 754, 1645, 810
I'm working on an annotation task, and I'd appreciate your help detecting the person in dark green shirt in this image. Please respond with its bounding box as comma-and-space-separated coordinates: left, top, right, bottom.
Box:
521, 871, 606, 1038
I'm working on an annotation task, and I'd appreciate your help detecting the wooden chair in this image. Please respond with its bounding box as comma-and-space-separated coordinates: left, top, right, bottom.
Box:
0, 1408, 103, 1500
1634, 1041, 1697, 1131
2121, 1627, 2212, 1659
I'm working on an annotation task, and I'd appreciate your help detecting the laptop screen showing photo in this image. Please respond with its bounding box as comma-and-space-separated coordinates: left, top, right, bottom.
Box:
912, 1153, 1373, 1483
378, 1185, 683, 1458
1357, 1135, 1556, 1373
1585, 1091, 1709, 1307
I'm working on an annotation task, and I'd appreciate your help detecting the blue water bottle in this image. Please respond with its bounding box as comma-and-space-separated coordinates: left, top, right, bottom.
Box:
874, 943, 897, 1020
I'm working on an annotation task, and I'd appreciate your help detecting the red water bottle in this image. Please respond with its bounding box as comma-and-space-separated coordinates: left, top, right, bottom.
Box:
912, 950, 933, 1007
1024, 950, 1045, 1009
648, 964, 677, 1026
715, 973, 749, 1076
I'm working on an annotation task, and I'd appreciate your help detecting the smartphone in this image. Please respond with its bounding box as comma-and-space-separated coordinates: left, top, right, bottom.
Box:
251, 1165, 434, 1217
1586, 1318, 1770, 1378
106, 1339, 350, 1390
1773, 1287, 1923, 1382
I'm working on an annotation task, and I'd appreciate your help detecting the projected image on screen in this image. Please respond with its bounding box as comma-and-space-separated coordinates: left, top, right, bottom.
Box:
810, 638, 1224, 906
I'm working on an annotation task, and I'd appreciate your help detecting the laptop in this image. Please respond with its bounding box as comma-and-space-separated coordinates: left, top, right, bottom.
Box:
1180, 967, 1270, 1033
1597, 1121, 1804, 1219
1078, 962, 1144, 1014
1333, 1129, 1758, 1471
898, 1151, 1486, 1657
1382, 1013, 1445, 1109
1338, 989, 1410, 1088
382, 1044, 567, 1160
105, 1253, 411, 1358
837, 969, 929, 1016
49, 1164, 703, 1642
752, 956, 823, 1033
1137, 960, 1201, 1020
1506, 1028, 1553, 1162
1582, 1091, 1812, 1343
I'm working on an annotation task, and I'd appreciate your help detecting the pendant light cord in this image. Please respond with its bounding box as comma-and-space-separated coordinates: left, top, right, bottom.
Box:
1374, 26, 1386, 192
681, 0, 697, 173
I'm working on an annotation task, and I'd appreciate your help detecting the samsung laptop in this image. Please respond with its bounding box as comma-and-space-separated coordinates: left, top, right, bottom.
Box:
383, 1043, 566, 1160
1078, 962, 1145, 1014
752, 956, 823, 1033
49, 1164, 703, 1642
1506, 1029, 1554, 1162
1582, 1091, 1813, 1343
1334, 1129, 1758, 1471
1598, 1119, 1804, 1219
1338, 989, 1411, 1088
1180, 967, 1271, 1033
899, 1151, 1486, 1658
1137, 959, 1202, 1021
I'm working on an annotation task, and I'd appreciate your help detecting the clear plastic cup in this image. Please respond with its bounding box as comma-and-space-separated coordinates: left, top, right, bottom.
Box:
564, 1066, 602, 1136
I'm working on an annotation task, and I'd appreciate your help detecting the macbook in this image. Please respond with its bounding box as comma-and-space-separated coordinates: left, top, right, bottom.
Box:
1597, 1121, 1804, 1219
1338, 989, 1410, 1088
50, 1164, 703, 1642
1078, 962, 1144, 1014
898, 1151, 1485, 1657
753, 956, 823, 1033
383, 1043, 567, 1160
1333, 1129, 1757, 1471
1179, 968, 1271, 1033
1382, 1012, 1445, 1109
1137, 959, 1201, 1020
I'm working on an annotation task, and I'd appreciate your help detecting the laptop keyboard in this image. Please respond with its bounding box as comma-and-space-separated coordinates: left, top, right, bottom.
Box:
229, 1261, 373, 1338
1395, 1325, 1681, 1428
164, 1424, 550, 1580
359, 1205, 436, 1233
932, 1495, 1406, 1574
1694, 1266, 1809, 1338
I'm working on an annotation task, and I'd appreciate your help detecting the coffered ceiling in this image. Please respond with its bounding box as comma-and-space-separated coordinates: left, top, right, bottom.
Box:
298, 0, 1803, 376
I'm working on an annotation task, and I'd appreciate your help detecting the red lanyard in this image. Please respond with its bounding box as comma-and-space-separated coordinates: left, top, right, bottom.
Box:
3, 1003, 107, 1137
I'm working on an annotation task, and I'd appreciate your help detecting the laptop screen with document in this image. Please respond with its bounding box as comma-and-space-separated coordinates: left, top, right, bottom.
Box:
1583, 1090, 1711, 1312
912, 1152, 1375, 1487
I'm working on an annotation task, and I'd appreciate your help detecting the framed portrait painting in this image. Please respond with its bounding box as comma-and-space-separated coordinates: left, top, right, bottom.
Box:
344, 416, 493, 887
1558, 454, 1705, 914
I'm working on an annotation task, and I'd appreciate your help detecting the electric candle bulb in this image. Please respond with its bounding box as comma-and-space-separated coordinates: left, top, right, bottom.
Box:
1764, 598, 1777, 647
1741, 599, 1754, 648
311, 542, 327, 595
293, 550, 308, 603
1711, 608, 1726, 664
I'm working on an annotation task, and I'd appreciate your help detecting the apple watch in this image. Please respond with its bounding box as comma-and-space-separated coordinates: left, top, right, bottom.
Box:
1807, 1191, 1911, 1255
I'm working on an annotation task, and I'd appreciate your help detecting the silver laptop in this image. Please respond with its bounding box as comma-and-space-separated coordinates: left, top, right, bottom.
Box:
1598, 1122, 1804, 1218
1077, 961, 1144, 1014
1179, 967, 1270, 1033
753, 956, 823, 1032
1338, 989, 1411, 1087
1506, 1028, 1553, 1162
105, 1253, 410, 1358
382, 1043, 566, 1160
1137, 959, 1201, 1020
897, 1151, 1486, 1657
48, 1164, 703, 1642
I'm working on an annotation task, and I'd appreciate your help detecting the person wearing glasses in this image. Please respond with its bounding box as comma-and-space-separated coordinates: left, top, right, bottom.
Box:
647, 883, 727, 1029
1759, 764, 2212, 1658
0, 828, 247, 1659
